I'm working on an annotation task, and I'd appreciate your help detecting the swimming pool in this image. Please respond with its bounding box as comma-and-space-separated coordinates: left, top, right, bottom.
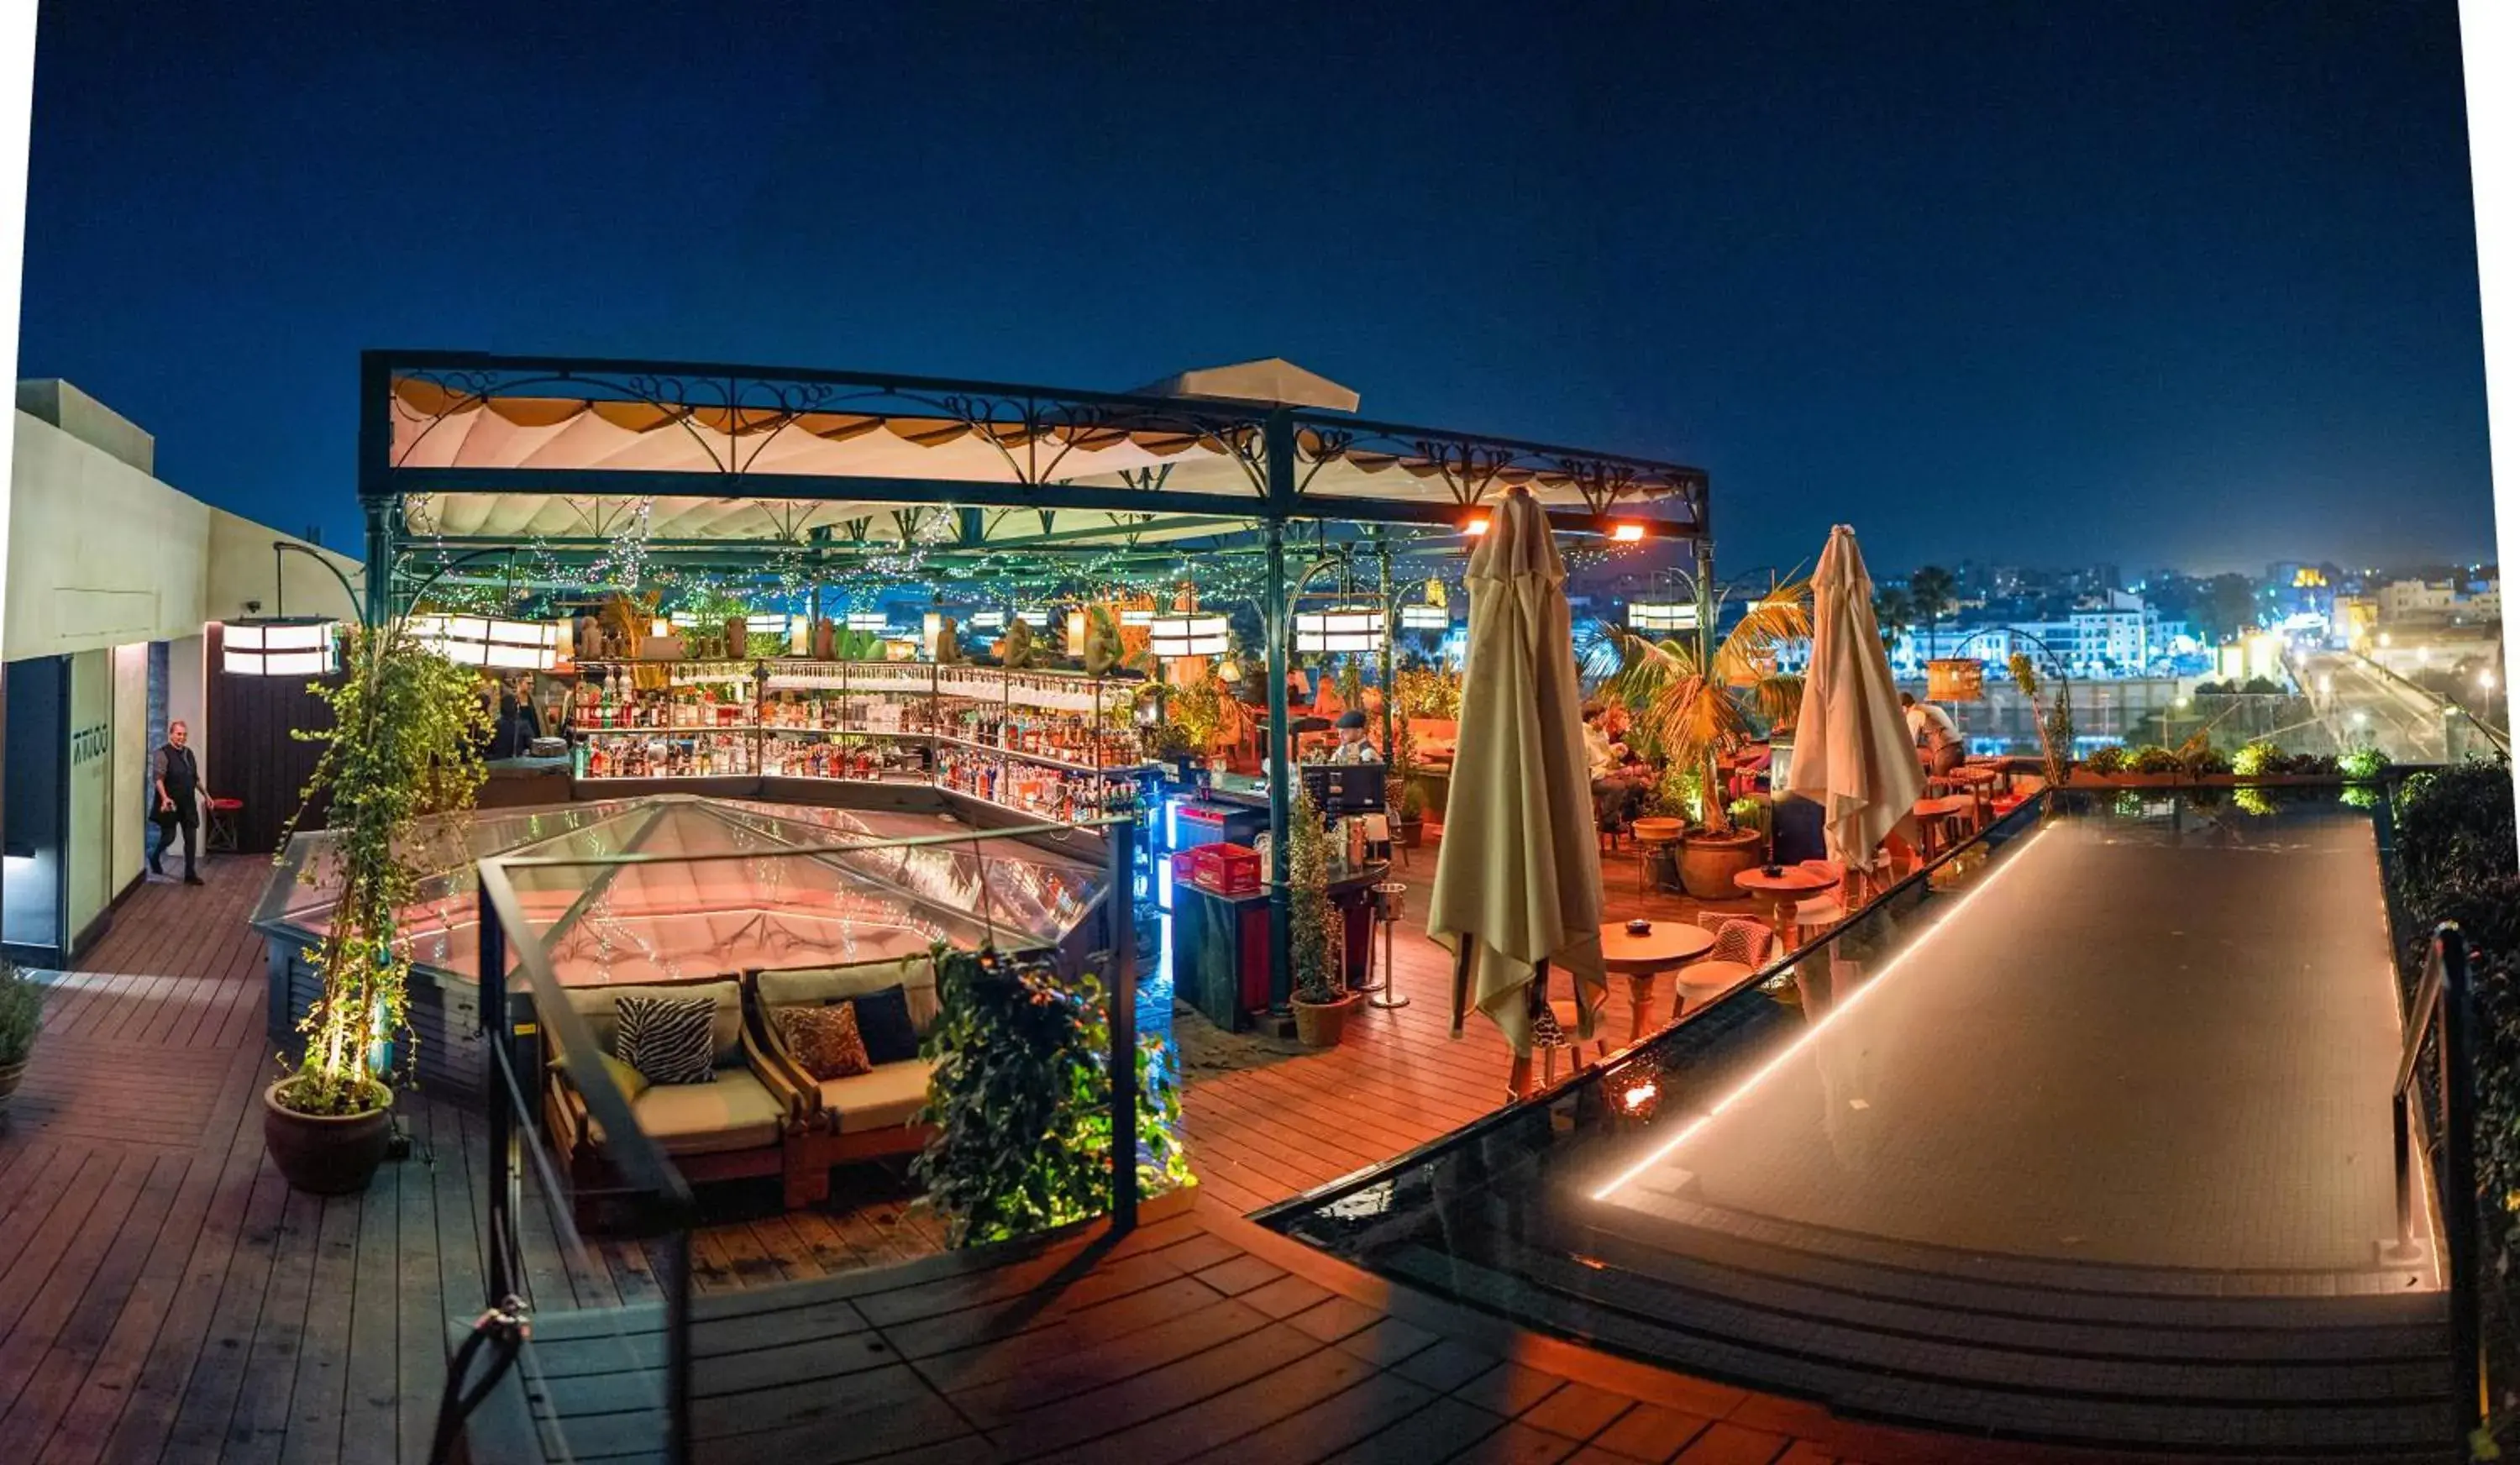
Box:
1264, 787, 2454, 1455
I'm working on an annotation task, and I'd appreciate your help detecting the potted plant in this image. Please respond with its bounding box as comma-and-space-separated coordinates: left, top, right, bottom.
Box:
1592, 576, 1810, 900
265, 619, 490, 1195
1389, 717, 1427, 847
1142, 717, 1199, 781
0, 963, 39, 1125
915, 947, 1189, 1247
1287, 787, 1357, 1045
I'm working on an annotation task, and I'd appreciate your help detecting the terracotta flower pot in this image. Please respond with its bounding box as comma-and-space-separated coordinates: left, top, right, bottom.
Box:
262, 1081, 394, 1195
1678, 827, 1766, 900
1291, 993, 1360, 1048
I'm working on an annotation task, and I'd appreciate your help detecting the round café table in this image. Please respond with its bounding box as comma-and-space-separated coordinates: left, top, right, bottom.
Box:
1912, 793, 1978, 860
1600, 920, 1716, 1044
1733, 864, 1840, 946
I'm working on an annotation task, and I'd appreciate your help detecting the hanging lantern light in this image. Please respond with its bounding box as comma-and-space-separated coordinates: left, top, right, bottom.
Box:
1147, 613, 1229, 658
223, 619, 339, 676
1294, 606, 1386, 654
1627, 601, 1699, 633
1926, 658, 1986, 702
412, 615, 560, 671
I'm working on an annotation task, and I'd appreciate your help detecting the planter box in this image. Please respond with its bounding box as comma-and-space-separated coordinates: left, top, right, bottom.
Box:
2071, 772, 2351, 789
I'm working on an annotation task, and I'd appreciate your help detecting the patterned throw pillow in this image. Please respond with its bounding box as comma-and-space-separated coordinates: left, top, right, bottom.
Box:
778, 1004, 873, 1081
613, 995, 717, 1086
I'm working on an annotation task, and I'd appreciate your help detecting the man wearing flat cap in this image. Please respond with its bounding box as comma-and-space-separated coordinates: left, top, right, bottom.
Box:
1327, 708, 1382, 764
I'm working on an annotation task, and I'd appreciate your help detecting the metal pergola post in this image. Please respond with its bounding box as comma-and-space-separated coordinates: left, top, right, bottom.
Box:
1376, 527, 1396, 768
1263, 410, 1296, 1011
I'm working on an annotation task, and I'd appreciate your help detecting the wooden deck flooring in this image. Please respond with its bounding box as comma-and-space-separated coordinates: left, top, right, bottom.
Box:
0, 839, 2053, 1464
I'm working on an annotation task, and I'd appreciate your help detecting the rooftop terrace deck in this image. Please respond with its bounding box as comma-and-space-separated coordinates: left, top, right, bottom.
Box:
0, 792, 2447, 1462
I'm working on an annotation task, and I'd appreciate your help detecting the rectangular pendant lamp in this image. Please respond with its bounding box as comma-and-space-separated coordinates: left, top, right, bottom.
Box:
1294, 607, 1385, 654
223, 620, 339, 676
1147, 614, 1229, 658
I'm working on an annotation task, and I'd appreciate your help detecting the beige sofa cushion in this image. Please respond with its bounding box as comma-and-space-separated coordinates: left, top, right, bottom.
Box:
756, 955, 940, 1036
626, 1070, 787, 1155
568, 979, 745, 1069
817, 1059, 936, 1134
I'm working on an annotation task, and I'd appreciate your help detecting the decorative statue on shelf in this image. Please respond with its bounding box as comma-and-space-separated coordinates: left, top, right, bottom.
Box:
935, 615, 966, 664
1082, 606, 1124, 678
997, 617, 1037, 669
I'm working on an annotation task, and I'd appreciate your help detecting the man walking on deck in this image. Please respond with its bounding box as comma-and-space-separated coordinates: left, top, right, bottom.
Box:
151, 720, 208, 885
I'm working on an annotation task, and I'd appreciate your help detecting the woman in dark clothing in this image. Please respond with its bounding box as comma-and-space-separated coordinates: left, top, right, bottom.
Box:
487, 693, 533, 760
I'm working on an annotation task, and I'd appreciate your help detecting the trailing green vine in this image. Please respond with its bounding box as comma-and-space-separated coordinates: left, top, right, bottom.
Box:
914, 947, 1188, 1247
276, 621, 490, 1116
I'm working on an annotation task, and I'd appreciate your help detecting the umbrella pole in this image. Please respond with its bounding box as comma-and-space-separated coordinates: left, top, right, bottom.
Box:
1449, 941, 1473, 1037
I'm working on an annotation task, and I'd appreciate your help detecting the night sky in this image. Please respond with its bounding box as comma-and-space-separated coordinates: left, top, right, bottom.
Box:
14, 1, 2496, 577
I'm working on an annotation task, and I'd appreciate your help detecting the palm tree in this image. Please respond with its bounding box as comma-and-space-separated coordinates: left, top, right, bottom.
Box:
1586, 575, 1812, 835
1907, 565, 1956, 659
1872, 585, 1915, 658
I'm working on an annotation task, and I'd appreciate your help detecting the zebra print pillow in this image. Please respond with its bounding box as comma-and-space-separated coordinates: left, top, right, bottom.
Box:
614, 995, 718, 1086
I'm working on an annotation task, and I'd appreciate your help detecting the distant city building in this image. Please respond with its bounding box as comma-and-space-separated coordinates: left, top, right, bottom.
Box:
2378, 577, 2460, 621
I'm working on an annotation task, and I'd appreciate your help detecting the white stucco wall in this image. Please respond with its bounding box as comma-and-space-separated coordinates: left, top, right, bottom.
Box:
5, 409, 212, 661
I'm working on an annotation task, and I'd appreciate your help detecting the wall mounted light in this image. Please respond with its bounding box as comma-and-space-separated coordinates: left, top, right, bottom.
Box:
1399, 605, 1450, 630
1609, 522, 1646, 543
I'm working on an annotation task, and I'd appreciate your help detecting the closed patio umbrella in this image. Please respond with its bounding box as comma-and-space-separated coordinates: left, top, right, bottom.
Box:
1428, 486, 1606, 1057
1785, 525, 1924, 873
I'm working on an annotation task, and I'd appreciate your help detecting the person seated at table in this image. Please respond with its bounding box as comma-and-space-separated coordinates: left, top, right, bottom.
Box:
1901, 691, 1966, 776
1583, 705, 1651, 829
1326, 709, 1381, 764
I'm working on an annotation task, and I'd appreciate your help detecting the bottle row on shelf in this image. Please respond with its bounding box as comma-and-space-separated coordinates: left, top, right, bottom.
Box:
576, 731, 759, 780
570, 727, 1140, 821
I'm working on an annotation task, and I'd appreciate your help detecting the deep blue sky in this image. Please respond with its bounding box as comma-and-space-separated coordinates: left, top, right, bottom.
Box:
15, 1, 2497, 576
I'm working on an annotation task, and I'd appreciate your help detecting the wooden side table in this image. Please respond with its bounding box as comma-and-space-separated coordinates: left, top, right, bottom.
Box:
1599, 920, 1717, 1044
1912, 794, 1977, 859
1629, 816, 1683, 902
1732, 864, 1838, 946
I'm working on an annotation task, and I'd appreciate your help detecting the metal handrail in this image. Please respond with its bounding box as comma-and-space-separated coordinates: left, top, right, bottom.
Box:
450, 806, 1148, 1465
2387, 922, 2482, 1447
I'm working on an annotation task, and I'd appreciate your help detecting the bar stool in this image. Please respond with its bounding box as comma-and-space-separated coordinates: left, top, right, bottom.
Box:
205, 796, 244, 853
1361, 881, 1410, 1011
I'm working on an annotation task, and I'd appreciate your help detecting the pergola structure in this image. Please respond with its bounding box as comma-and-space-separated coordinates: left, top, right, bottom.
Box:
357, 349, 1714, 995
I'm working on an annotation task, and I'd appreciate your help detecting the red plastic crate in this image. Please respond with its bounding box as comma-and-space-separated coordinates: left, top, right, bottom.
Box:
1168, 849, 1201, 888
1194, 843, 1262, 895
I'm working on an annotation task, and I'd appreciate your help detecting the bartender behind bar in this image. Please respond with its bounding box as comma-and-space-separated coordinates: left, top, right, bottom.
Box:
1326, 708, 1381, 764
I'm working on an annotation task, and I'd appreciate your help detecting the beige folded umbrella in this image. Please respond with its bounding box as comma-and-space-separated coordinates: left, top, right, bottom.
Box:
1428, 486, 1606, 1054
1785, 525, 1924, 873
